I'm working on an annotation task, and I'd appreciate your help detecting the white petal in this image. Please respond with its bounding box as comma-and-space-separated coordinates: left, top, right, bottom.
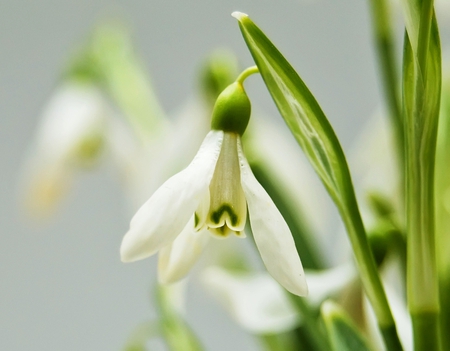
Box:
120, 130, 223, 262
158, 217, 210, 284
238, 139, 308, 296
247, 116, 332, 249
35, 82, 107, 162
305, 262, 356, 307
201, 266, 300, 333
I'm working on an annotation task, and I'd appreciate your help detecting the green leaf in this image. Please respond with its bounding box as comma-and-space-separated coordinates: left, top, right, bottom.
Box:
233, 12, 346, 204
402, 11, 442, 351
233, 12, 403, 350
321, 300, 372, 351
436, 75, 450, 351
402, 13, 441, 313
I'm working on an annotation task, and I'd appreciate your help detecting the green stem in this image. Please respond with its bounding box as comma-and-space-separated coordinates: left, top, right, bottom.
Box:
340, 189, 403, 351
91, 24, 167, 143
411, 313, 440, 351
260, 332, 299, 351
288, 294, 330, 351
368, 0, 404, 181
236, 66, 259, 84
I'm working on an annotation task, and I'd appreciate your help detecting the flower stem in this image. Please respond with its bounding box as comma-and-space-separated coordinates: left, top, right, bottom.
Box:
236, 66, 259, 84
411, 313, 440, 351
288, 294, 330, 351
340, 190, 403, 351
92, 24, 167, 142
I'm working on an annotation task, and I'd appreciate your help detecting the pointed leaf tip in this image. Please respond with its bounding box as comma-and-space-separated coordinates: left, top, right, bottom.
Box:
231, 11, 248, 21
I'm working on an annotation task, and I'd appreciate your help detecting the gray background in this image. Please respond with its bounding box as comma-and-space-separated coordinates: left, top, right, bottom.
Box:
1, 1, 447, 350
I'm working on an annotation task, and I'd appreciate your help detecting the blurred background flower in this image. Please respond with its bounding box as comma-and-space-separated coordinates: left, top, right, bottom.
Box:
1, 1, 449, 351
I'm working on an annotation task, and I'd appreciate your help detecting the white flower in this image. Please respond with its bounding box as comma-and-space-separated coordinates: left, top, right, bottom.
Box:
201, 266, 300, 333
21, 80, 144, 217
120, 129, 308, 296
21, 82, 109, 215
200, 263, 356, 333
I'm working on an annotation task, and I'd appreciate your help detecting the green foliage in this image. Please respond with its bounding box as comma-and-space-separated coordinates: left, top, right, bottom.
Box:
157, 286, 204, 351
233, 13, 402, 350
321, 300, 372, 351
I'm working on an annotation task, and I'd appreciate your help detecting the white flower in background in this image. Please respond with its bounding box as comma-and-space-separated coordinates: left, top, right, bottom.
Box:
121, 81, 308, 296
21, 82, 109, 216
201, 263, 356, 333
124, 98, 211, 208
201, 267, 300, 333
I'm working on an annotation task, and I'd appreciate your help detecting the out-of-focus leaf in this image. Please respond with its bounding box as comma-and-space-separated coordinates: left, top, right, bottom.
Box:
321, 300, 372, 351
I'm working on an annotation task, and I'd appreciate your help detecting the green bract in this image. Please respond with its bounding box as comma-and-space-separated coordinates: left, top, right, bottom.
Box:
210, 82, 251, 135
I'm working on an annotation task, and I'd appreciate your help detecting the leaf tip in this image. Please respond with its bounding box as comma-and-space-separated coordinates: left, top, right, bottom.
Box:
231, 11, 248, 22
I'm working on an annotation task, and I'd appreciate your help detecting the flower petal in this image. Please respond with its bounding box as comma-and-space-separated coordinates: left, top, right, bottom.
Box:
158, 217, 210, 284
201, 266, 300, 333
305, 262, 356, 307
238, 139, 308, 296
120, 130, 223, 262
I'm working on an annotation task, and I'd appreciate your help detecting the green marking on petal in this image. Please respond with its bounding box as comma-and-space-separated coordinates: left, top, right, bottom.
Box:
194, 212, 200, 228
210, 203, 239, 227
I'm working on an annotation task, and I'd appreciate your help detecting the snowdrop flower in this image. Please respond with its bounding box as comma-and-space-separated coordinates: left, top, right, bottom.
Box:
121, 75, 308, 296
21, 81, 110, 216
201, 263, 356, 333
201, 266, 300, 333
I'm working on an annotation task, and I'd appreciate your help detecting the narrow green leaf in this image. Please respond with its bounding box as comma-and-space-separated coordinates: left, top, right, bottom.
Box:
402, 10, 442, 350
321, 300, 372, 351
402, 11, 441, 313
233, 12, 403, 351
436, 76, 450, 351
234, 13, 345, 204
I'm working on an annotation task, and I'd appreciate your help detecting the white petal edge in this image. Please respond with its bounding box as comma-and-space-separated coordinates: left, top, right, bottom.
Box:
231, 11, 248, 21
238, 139, 308, 296
201, 266, 300, 333
158, 217, 210, 284
305, 262, 356, 307
120, 130, 223, 262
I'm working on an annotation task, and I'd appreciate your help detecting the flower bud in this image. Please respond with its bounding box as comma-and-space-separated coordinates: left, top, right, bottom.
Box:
210, 82, 251, 135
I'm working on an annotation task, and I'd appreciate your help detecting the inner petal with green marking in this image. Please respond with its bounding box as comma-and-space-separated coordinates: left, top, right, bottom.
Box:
206, 132, 247, 238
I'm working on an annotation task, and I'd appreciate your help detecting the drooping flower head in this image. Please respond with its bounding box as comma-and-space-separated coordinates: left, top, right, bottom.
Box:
121, 69, 308, 296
